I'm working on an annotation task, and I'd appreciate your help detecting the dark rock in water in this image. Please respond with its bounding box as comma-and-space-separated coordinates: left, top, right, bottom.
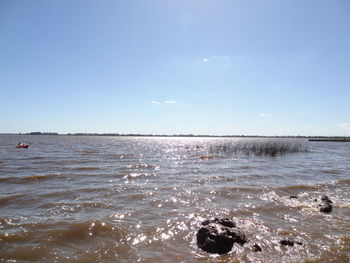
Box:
318, 195, 333, 213
280, 240, 294, 246
280, 240, 303, 247
289, 195, 298, 199
197, 218, 246, 254
201, 217, 236, 228
319, 204, 332, 213
321, 195, 333, 203
253, 244, 262, 252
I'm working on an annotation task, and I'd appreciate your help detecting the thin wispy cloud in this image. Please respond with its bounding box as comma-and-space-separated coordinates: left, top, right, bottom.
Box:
337, 123, 350, 130
258, 113, 272, 117
175, 55, 232, 72
198, 55, 231, 71
151, 100, 176, 105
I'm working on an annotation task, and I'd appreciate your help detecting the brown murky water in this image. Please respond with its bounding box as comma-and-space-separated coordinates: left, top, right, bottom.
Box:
0, 135, 349, 262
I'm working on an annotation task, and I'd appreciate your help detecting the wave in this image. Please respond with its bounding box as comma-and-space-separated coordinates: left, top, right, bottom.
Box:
22, 174, 58, 181
68, 159, 94, 164
218, 186, 262, 193
0, 231, 31, 243
75, 187, 109, 193
276, 184, 320, 192
321, 169, 341, 174
104, 153, 138, 159
0, 173, 61, 184
333, 178, 350, 185
38, 202, 114, 211
14, 166, 34, 170
276, 178, 350, 193
0, 219, 129, 262
126, 164, 160, 169
38, 190, 77, 199
73, 167, 99, 171
46, 220, 123, 243
74, 149, 101, 154
24, 156, 46, 160
0, 194, 25, 205
198, 155, 224, 160
0, 219, 124, 245
123, 173, 157, 179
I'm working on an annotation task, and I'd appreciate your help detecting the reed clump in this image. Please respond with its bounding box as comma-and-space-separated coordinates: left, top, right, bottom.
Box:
207, 139, 308, 157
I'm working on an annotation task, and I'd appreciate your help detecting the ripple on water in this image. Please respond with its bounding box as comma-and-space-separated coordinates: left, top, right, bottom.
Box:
1, 219, 130, 262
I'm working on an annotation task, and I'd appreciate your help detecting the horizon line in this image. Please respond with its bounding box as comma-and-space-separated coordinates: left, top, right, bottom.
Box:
1, 132, 350, 138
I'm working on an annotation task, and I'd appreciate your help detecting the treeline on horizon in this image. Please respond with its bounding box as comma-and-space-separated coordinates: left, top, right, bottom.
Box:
11, 132, 350, 141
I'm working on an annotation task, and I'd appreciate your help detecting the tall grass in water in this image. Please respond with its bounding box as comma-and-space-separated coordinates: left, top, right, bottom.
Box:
207, 139, 308, 157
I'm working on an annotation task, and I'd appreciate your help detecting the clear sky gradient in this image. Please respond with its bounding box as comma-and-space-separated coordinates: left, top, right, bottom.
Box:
1, 0, 350, 135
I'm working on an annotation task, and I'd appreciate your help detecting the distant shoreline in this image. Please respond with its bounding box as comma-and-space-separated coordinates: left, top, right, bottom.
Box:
1, 132, 350, 141
308, 138, 350, 142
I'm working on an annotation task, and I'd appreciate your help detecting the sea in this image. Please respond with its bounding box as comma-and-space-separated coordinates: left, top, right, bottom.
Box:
0, 135, 349, 263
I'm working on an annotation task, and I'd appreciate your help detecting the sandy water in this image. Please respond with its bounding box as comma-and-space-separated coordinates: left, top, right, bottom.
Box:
0, 135, 349, 262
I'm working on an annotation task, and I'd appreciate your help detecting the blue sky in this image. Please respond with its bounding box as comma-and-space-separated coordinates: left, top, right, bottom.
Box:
1, 0, 349, 136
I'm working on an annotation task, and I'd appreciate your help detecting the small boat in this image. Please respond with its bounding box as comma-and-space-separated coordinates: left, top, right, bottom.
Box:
16, 144, 30, 149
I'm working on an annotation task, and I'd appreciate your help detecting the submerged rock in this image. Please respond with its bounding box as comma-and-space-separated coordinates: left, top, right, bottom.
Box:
318, 195, 333, 213
280, 240, 303, 247
201, 217, 236, 228
253, 244, 262, 252
289, 195, 298, 199
196, 218, 246, 254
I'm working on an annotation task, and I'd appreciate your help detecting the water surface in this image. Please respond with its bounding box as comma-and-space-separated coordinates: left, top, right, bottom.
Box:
1, 135, 349, 262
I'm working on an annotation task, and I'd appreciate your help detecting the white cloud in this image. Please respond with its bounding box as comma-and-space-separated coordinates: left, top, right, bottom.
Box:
151, 100, 160, 104
257, 113, 272, 117
164, 100, 176, 104
199, 56, 231, 71
337, 123, 350, 130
